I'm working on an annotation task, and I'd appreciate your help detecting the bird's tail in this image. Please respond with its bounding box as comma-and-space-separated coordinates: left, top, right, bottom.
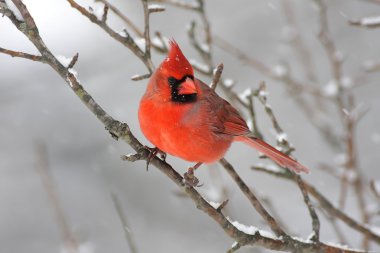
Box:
236, 136, 310, 174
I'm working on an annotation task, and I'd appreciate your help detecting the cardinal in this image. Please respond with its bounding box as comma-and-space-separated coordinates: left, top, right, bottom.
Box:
138, 40, 309, 185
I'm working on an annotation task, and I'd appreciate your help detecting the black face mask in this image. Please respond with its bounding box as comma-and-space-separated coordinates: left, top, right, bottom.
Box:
168, 75, 197, 103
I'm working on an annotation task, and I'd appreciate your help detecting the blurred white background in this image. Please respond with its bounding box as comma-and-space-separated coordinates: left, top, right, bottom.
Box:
1, 0, 380, 252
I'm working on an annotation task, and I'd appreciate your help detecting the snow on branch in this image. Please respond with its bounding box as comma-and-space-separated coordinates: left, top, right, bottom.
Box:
349, 16, 380, 28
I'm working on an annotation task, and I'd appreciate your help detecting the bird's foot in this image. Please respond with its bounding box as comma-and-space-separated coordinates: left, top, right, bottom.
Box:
159, 151, 167, 161
145, 146, 167, 171
183, 167, 202, 187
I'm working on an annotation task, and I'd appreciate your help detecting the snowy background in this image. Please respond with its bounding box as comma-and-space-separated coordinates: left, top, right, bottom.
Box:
1, 0, 380, 252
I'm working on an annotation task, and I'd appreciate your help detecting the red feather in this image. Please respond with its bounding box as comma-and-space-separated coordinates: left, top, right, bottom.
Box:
138, 41, 310, 174
235, 136, 309, 173
159, 40, 193, 79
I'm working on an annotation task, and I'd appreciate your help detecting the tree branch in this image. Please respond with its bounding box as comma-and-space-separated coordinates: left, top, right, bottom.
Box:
252, 81, 321, 241
210, 63, 223, 90
312, 0, 370, 248
141, 0, 153, 71
0, 47, 44, 62
66, 0, 153, 73
220, 158, 287, 238
252, 166, 380, 244
349, 16, 380, 28
96, 0, 143, 37
1, 0, 376, 252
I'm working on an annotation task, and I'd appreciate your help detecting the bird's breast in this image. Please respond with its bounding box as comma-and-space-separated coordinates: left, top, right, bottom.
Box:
138, 97, 232, 163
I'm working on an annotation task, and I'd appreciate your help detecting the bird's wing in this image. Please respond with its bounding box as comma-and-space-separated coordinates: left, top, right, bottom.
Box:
217, 101, 250, 136
197, 79, 250, 137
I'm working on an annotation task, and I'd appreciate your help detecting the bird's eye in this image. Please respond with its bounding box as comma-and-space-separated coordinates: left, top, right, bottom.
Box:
168, 77, 177, 86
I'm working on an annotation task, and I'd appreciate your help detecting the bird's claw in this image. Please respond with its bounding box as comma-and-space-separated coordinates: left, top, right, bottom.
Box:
145, 146, 167, 171
183, 167, 202, 187
159, 152, 167, 161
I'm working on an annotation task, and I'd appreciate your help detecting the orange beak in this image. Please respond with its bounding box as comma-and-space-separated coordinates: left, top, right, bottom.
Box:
178, 77, 197, 95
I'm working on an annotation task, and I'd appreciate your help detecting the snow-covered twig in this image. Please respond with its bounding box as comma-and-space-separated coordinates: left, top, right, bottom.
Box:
252, 165, 380, 244
150, 0, 200, 10
66, 0, 154, 72
349, 16, 380, 28
220, 158, 287, 237
2, 0, 378, 252
141, 0, 154, 72
253, 81, 320, 241
210, 63, 223, 90
312, 1, 370, 247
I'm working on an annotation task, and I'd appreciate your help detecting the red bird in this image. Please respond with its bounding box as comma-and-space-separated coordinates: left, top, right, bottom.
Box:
139, 41, 309, 184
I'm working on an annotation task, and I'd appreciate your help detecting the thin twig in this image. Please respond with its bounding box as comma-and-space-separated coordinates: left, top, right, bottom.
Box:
131, 73, 152, 81
187, 21, 212, 73
66, 0, 153, 73
213, 36, 322, 97
210, 63, 223, 90
214, 35, 341, 148
141, 0, 153, 71
35, 143, 79, 253
150, 0, 200, 10
0, 2, 301, 252
313, 0, 343, 86
226, 242, 241, 253
318, 205, 349, 245
282, 0, 317, 83
247, 94, 264, 139
2, 1, 377, 252
281, 0, 333, 142
293, 174, 320, 242
253, 82, 291, 152
195, 0, 212, 48
349, 16, 380, 28
253, 81, 321, 241
94, 0, 168, 53
111, 192, 138, 253
67, 53, 79, 69
96, 0, 143, 36
252, 166, 380, 244
312, 0, 370, 248
0, 47, 44, 61
220, 158, 287, 238
370, 180, 380, 200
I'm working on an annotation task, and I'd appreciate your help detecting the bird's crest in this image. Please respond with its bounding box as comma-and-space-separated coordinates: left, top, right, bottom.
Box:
160, 40, 194, 79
